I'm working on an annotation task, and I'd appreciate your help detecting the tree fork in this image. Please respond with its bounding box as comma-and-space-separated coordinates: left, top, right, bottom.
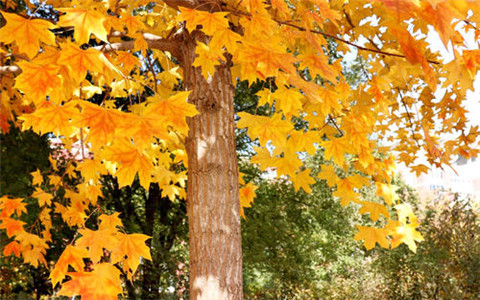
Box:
181, 34, 243, 299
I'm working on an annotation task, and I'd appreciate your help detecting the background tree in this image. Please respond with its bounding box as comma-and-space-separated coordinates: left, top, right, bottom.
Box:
0, 125, 53, 299
1, 0, 480, 299
375, 191, 480, 299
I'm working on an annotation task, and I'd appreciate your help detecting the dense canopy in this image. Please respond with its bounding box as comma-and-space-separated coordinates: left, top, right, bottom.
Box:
1, 0, 479, 298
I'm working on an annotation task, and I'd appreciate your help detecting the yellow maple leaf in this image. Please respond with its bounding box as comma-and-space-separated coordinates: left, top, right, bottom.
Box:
177, 7, 229, 35
291, 169, 316, 194
287, 131, 319, 155
76, 159, 107, 182
410, 164, 430, 177
334, 177, 361, 207
0, 12, 55, 58
56, 203, 87, 228
354, 225, 390, 250
121, 14, 145, 33
21, 247, 48, 268
209, 28, 241, 53
298, 50, 340, 83
272, 86, 305, 116
193, 42, 223, 78
250, 146, 279, 171
98, 213, 123, 232
160, 184, 182, 201
273, 148, 303, 177
394, 203, 418, 224
359, 201, 390, 221
15, 231, 48, 268
120, 111, 168, 150
115, 51, 141, 74
237, 42, 295, 79
57, 8, 108, 44
31, 187, 53, 207
386, 220, 424, 253
322, 136, 351, 166
376, 182, 399, 206
147, 91, 197, 134
30, 169, 44, 186
317, 164, 339, 187
76, 183, 103, 206
316, 87, 343, 116
237, 112, 292, 147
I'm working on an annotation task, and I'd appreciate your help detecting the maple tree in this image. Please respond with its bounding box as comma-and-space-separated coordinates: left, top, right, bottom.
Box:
1, 0, 480, 299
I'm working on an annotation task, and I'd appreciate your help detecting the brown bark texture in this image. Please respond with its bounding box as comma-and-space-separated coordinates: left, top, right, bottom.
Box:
181, 34, 243, 300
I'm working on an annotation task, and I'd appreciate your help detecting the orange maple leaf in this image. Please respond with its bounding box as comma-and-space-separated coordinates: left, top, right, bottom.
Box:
74, 101, 126, 149
0, 217, 26, 237
50, 245, 88, 287
3, 240, 22, 257
58, 43, 107, 84
19, 101, 79, 137
239, 182, 258, 219
101, 138, 154, 189
0, 12, 55, 58
0, 196, 27, 217
14, 61, 61, 105
75, 228, 119, 263
58, 263, 123, 300
111, 233, 152, 275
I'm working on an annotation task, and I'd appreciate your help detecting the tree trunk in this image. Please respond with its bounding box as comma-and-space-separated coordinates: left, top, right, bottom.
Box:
141, 183, 160, 299
181, 35, 243, 299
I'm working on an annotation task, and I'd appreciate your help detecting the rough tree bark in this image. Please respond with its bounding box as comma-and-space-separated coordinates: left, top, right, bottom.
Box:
181, 32, 243, 299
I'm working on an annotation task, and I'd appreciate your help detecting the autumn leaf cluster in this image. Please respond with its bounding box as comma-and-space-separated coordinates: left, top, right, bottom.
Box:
1, 0, 480, 298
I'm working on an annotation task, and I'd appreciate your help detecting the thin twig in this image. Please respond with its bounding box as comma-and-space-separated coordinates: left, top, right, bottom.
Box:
145, 52, 159, 92
223, 5, 441, 65
328, 114, 344, 137
398, 89, 421, 148
274, 19, 440, 65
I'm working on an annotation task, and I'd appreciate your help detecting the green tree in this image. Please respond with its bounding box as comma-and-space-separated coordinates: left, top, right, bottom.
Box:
375, 191, 480, 299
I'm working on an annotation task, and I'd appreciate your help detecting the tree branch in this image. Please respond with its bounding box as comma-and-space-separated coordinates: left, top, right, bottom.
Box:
0, 65, 21, 75
162, 0, 225, 11
220, 3, 441, 65
0, 32, 181, 75
97, 32, 181, 56
397, 89, 421, 148
273, 19, 440, 65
